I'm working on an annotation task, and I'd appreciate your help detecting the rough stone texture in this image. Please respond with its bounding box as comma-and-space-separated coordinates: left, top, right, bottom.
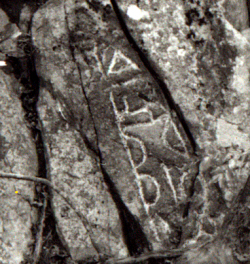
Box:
1, 0, 249, 262
33, 1, 127, 261
32, 0, 205, 255
117, 0, 250, 250
0, 70, 37, 263
37, 87, 127, 261
0, 8, 22, 59
31, 0, 250, 260
223, 0, 249, 31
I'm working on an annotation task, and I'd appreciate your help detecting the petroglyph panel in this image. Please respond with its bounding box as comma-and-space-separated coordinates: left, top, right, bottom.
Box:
110, 91, 193, 238
62, 0, 199, 249
33, 0, 199, 252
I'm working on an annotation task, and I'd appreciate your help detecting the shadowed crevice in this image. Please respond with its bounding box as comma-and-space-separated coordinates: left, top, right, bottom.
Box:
0, 0, 47, 25
246, 0, 250, 27
100, 163, 152, 256
3, 18, 69, 263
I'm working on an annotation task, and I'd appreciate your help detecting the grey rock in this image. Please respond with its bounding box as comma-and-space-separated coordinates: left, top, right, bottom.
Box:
117, 0, 250, 249
0, 71, 37, 264
33, 0, 127, 261
0, 0, 246, 262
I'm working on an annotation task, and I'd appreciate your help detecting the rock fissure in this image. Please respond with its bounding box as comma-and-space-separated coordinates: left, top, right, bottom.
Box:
100, 163, 152, 257
5, 38, 52, 263
2, 7, 69, 262
63, 0, 99, 157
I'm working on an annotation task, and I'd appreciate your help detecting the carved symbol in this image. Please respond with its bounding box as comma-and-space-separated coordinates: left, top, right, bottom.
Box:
161, 164, 178, 203
110, 91, 186, 207
110, 79, 191, 242
138, 174, 160, 206
107, 50, 139, 75
126, 137, 146, 168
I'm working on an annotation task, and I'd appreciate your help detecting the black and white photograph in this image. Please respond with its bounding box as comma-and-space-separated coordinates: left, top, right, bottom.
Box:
1, 0, 250, 263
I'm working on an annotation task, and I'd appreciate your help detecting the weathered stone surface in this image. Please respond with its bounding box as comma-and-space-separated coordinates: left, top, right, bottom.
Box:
223, 0, 249, 31
117, 0, 250, 249
37, 87, 127, 261
0, 70, 37, 263
33, 1, 127, 261
32, 0, 205, 254
28, 0, 250, 262
0, 9, 22, 59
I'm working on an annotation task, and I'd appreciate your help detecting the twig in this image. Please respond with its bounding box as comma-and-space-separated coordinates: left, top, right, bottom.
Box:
0, 171, 54, 187
105, 249, 184, 264
33, 195, 48, 264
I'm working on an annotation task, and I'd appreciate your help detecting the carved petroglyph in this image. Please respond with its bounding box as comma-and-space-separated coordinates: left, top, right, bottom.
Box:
118, 97, 190, 161
110, 89, 189, 223
161, 164, 178, 204
100, 46, 140, 77
107, 50, 139, 75
138, 174, 160, 206
106, 46, 193, 244
110, 92, 153, 213
126, 137, 146, 168
162, 121, 188, 154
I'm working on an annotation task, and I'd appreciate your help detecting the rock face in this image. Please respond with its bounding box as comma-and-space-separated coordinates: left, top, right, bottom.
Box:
32, 1, 127, 261
116, 0, 250, 248
32, 0, 250, 261
0, 9, 38, 264
1, 0, 250, 263
32, 0, 201, 256
0, 70, 37, 263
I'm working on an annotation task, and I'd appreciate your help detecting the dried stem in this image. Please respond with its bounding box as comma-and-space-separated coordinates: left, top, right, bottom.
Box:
105, 249, 184, 264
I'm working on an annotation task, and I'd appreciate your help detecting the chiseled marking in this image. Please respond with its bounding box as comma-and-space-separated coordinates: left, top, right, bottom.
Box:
56, 100, 67, 121
122, 114, 189, 159
111, 92, 151, 214
138, 174, 161, 206
122, 97, 130, 113
122, 113, 170, 132
119, 78, 139, 87
111, 91, 164, 210
93, 44, 106, 77
122, 98, 168, 122
124, 135, 147, 169
162, 119, 187, 153
110, 92, 148, 206
170, 121, 189, 153
107, 50, 139, 75
178, 171, 189, 201
112, 92, 188, 206
110, 91, 174, 239
122, 98, 154, 121
161, 163, 178, 204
